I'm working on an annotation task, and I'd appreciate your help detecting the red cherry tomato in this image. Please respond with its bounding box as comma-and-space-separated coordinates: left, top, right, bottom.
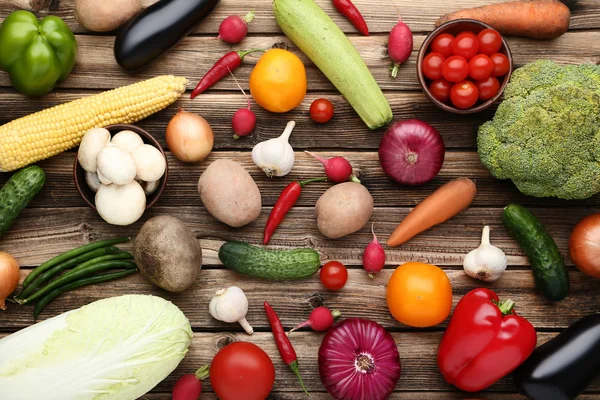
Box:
429, 79, 452, 103
310, 98, 334, 123
452, 32, 479, 60
468, 54, 494, 80
430, 33, 454, 58
422, 52, 446, 80
477, 29, 503, 55
441, 56, 469, 83
320, 261, 348, 291
210, 342, 275, 400
490, 53, 510, 77
476, 76, 501, 101
450, 80, 479, 109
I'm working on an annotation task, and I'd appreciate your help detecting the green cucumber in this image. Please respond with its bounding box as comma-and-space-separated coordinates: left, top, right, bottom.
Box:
0, 165, 45, 237
218, 241, 320, 280
502, 204, 569, 301
273, 0, 392, 129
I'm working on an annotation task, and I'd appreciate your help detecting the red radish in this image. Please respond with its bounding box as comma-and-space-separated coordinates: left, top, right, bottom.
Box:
305, 151, 360, 183
172, 365, 209, 400
388, 12, 413, 79
229, 70, 256, 139
218, 11, 255, 44
289, 306, 342, 333
362, 222, 386, 278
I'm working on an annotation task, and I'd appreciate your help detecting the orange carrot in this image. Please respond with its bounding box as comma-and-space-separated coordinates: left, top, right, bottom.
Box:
436, 0, 570, 40
387, 178, 477, 247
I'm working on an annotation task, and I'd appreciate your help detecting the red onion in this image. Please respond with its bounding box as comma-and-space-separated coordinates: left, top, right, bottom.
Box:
378, 119, 445, 185
319, 318, 401, 400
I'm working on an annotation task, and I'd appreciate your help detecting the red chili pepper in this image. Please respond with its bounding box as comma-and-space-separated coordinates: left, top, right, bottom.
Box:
190, 49, 262, 99
437, 288, 537, 392
264, 301, 309, 396
263, 177, 327, 245
332, 0, 370, 36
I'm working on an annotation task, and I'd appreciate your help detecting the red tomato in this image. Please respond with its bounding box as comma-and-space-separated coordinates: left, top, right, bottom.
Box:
430, 33, 454, 58
452, 32, 479, 60
429, 79, 452, 103
210, 342, 275, 400
476, 76, 501, 101
477, 29, 503, 55
320, 261, 348, 291
422, 52, 446, 80
490, 53, 510, 77
450, 81, 479, 109
310, 98, 334, 123
441, 56, 469, 83
468, 54, 494, 80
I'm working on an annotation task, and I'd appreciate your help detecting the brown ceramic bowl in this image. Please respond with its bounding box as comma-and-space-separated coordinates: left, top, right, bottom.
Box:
417, 19, 513, 114
73, 124, 168, 211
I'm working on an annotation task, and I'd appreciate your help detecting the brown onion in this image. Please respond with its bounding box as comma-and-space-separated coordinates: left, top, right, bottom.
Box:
166, 108, 214, 162
569, 214, 600, 279
0, 252, 19, 310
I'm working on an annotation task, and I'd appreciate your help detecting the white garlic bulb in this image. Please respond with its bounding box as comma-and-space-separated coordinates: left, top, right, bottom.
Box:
463, 225, 507, 282
252, 120, 296, 177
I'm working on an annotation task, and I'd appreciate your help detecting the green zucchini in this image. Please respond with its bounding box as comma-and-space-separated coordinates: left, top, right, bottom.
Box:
273, 0, 392, 129
218, 241, 320, 280
0, 165, 45, 237
502, 204, 569, 301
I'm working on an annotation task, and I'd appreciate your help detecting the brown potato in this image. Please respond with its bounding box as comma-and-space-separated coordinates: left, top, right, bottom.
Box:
198, 159, 262, 228
133, 215, 202, 292
74, 0, 142, 32
315, 182, 374, 239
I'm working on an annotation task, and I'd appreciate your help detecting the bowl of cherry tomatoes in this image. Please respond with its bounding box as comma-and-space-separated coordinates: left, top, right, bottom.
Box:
417, 19, 513, 114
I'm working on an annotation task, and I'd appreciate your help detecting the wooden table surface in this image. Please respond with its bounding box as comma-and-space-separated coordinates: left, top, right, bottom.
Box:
1, 0, 600, 399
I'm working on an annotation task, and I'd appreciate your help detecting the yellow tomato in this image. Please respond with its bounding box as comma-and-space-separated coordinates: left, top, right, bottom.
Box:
386, 262, 452, 328
249, 49, 307, 113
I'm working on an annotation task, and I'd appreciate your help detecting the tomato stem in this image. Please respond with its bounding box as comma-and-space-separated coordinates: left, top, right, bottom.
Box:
194, 365, 210, 380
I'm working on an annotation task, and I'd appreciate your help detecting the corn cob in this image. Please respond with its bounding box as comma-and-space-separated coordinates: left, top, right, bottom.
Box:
0, 75, 187, 172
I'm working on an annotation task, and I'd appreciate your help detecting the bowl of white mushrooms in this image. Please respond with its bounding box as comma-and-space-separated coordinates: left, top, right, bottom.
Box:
74, 124, 168, 226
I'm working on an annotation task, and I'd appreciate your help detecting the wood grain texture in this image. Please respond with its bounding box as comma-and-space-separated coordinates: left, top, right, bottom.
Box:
1, 33, 599, 92
0, 205, 596, 267
7, 268, 598, 331
141, 394, 600, 400
3, 152, 600, 210
1, 0, 598, 34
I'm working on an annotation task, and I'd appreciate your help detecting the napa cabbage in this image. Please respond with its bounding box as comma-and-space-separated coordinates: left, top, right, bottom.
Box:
0, 294, 192, 400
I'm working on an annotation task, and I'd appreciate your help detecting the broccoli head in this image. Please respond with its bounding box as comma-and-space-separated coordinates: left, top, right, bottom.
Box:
477, 60, 600, 200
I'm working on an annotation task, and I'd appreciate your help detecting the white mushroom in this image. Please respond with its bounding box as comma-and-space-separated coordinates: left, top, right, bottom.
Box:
111, 130, 144, 153
96, 146, 137, 185
97, 169, 112, 185
78, 128, 110, 172
137, 179, 160, 195
131, 144, 166, 182
85, 171, 101, 193
95, 181, 146, 226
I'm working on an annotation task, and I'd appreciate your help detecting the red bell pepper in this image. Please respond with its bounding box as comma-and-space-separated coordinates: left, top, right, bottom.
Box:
437, 288, 537, 392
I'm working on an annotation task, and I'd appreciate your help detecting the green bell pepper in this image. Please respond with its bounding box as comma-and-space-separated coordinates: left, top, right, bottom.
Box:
0, 10, 77, 96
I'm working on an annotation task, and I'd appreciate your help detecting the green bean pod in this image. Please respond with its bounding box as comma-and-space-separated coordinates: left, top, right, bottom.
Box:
33, 269, 138, 320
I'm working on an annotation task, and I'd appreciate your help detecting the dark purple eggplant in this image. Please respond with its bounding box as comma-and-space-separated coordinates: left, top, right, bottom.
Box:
513, 313, 600, 400
114, 0, 220, 71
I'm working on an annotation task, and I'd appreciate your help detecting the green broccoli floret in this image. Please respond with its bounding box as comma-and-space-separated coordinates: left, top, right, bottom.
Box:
477, 60, 600, 200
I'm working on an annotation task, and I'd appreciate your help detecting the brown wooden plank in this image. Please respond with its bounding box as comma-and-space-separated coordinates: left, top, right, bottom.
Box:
0, 32, 598, 92
0, 91, 494, 150
3, 151, 600, 209
5, 267, 598, 330
0, 205, 595, 267
2, 0, 598, 34
142, 394, 600, 400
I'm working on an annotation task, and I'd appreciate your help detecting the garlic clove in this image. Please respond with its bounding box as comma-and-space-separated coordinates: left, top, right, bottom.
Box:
463, 226, 508, 282
208, 286, 253, 334
252, 120, 296, 177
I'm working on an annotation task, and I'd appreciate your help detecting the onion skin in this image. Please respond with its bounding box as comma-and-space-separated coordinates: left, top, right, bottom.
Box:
0, 252, 19, 310
569, 214, 600, 279
166, 108, 214, 163
319, 318, 401, 400
378, 119, 445, 185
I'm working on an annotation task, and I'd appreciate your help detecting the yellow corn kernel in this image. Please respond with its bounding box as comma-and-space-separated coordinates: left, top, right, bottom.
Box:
0, 75, 188, 172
